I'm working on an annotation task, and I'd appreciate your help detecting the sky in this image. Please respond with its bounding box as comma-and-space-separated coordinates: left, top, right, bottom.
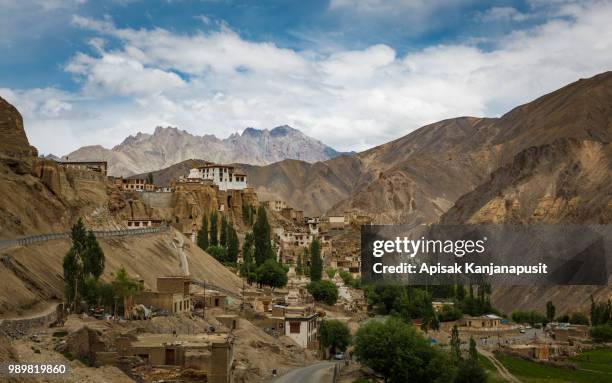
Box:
1, 0, 612, 156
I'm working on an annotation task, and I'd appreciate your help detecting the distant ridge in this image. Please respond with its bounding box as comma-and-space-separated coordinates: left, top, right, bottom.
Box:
64, 125, 347, 176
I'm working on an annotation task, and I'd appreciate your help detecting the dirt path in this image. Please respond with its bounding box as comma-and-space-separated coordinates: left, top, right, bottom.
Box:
478, 347, 522, 383
0, 300, 59, 321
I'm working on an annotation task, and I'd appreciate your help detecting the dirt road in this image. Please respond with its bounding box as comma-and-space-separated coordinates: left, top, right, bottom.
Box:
271, 361, 337, 383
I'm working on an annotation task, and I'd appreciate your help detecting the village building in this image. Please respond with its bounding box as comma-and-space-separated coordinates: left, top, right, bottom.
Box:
283, 306, 319, 349
192, 289, 228, 310
186, 163, 247, 191
126, 219, 164, 229
58, 160, 108, 176
462, 314, 503, 328
119, 333, 234, 383
270, 200, 287, 212
114, 177, 155, 191
132, 276, 191, 315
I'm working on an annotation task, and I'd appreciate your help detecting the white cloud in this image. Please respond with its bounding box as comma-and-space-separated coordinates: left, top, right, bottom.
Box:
475, 6, 532, 22
3, 0, 612, 157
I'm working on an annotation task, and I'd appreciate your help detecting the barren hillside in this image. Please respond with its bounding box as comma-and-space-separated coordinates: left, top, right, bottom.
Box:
0, 229, 242, 316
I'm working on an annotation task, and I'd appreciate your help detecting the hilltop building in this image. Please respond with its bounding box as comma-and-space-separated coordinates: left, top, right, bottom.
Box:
58, 160, 108, 176
186, 163, 247, 191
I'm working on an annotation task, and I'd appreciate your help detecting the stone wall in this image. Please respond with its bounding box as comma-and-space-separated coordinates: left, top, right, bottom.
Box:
0, 304, 60, 338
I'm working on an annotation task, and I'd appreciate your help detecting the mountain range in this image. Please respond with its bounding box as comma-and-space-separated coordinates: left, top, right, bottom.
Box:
63, 125, 347, 176
141, 72, 612, 229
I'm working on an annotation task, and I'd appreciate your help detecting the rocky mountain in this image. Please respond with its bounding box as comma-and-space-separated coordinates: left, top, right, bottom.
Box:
64, 125, 346, 176
245, 72, 612, 223
141, 72, 612, 224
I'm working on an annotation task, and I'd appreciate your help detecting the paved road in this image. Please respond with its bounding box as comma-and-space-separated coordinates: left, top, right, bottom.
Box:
271, 361, 337, 383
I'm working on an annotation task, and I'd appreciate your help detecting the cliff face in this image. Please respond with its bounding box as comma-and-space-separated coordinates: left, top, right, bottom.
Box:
0, 96, 37, 159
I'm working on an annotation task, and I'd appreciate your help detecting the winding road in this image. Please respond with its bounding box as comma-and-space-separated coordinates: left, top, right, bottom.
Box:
271, 361, 338, 383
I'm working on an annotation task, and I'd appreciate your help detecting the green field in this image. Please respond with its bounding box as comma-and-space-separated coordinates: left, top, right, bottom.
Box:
492, 348, 612, 383
478, 354, 507, 383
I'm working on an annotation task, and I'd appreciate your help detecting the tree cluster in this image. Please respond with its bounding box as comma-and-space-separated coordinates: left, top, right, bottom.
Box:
63, 219, 141, 316
307, 280, 338, 305
63, 219, 105, 311
238, 206, 287, 289
320, 320, 351, 354
196, 212, 239, 265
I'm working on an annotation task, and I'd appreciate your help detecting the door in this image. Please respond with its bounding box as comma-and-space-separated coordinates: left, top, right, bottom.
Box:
165, 348, 175, 365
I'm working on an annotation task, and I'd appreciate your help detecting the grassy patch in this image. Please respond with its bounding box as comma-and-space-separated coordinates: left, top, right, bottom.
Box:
496, 349, 612, 383
478, 354, 509, 383
569, 348, 612, 374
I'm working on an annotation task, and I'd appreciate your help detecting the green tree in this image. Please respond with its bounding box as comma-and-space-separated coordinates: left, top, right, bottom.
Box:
111, 267, 143, 316
590, 324, 612, 342
325, 267, 337, 280
209, 212, 218, 246
354, 318, 453, 383
569, 312, 590, 325
242, 203, 254, 226
256, 258, 288, 288
197, 214, 209, 251
63, 219, 105, 311
454, 359, 487, 383
220, 215, 228, 247
63, 247, 82, 310
307, 280, 338, 305
296, 250, 303, 276
227, 225, 239, 264
240, 233, 257, 283
309, 238, 322, 281
456, 284, 465, 301
469, 336, 478, 361
302, 246, 310, 277
253, 205, 273, 265
450, 325, 461, 361
546, 301, 556, 322
207, 245, 228, 264
146, 172, 154, 185
320, 320, 351, 353
84, 230, 104, 280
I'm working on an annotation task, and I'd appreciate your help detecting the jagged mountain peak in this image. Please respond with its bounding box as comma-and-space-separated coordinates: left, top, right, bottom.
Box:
65, 124, 345, 176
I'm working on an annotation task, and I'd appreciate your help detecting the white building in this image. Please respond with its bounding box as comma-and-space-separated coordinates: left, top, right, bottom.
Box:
283, 306, 319, 349
187, 164, 248, 191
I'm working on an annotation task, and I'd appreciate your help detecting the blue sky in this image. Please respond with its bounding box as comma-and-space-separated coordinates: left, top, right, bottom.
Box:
1, 0, 612, 155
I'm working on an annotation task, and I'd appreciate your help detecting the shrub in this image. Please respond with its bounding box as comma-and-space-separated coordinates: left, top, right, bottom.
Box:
590, 324, 612, 343
307, 280, 339, 305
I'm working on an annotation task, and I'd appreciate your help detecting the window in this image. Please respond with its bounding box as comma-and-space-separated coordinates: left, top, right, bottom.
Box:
289, 321, 300, 334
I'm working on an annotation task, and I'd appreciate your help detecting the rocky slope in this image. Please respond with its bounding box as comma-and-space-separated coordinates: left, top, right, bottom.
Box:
240, 72, 612, 223
64, 125, 346, 176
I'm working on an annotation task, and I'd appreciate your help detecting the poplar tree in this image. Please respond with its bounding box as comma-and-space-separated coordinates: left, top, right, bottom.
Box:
197, 214, 209, 250
227, 226, 239, 264
450, 325, 461, 361
209, 212, 218, 246
220, 215, 228, 247
309, 239, 322, 281
253, 205, 272, 265
296, 251, 303, 275
63, 218, 105, 311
